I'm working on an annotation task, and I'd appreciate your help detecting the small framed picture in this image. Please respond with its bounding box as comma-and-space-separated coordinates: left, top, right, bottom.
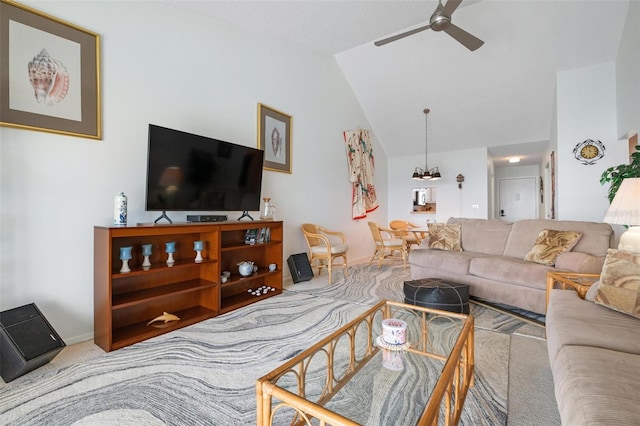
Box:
0, 0, 101, 139
257, 103, 291, 173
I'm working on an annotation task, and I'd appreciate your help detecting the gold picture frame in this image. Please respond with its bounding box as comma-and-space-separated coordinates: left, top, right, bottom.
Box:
0, 0, 101, 139
257, 103, 291, 173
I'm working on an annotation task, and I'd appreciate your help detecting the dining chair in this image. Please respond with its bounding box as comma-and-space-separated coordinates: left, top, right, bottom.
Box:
301, 223, 349, 283
389, 220, 423, 250
368, 222, 407, 269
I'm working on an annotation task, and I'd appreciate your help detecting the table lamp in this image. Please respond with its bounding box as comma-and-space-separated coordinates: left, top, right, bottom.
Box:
603, 177, 640, 253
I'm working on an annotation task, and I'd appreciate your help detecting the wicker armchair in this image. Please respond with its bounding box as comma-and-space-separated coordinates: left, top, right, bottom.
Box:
301, 224, 349, 283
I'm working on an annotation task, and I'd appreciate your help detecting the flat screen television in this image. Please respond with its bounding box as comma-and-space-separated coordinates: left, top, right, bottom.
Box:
145, 124, 264, 222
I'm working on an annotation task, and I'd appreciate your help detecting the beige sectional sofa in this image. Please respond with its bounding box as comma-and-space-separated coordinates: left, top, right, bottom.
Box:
546, 288, 640, 425
408, 218, 613, 314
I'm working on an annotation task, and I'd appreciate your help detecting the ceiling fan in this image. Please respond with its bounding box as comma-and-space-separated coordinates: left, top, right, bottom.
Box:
374, 0, 484, 51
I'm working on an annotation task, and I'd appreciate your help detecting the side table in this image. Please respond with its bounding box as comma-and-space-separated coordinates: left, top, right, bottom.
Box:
545, 271, 600, 311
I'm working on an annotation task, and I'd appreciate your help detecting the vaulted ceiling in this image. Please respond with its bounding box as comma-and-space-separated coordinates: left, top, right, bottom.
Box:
164, 0, 630, 167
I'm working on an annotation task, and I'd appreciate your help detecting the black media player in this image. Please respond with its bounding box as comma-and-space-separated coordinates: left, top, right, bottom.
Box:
186, 215, 228, 222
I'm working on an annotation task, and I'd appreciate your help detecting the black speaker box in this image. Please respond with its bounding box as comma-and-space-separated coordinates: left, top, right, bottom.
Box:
0, 303, 66, 382
287, 253, 314, 283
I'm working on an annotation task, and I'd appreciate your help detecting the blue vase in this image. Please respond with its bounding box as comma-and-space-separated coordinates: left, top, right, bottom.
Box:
193, 240, 204, 263
141, 244, 153, 269
119, 246, 133, 273
165, 242, 176, 266
142, 244, 153, 256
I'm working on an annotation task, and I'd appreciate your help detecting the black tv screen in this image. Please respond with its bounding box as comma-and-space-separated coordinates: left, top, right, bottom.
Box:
145, 124, 264, 213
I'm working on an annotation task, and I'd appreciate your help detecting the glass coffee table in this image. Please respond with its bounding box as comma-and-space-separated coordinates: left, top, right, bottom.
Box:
256, 300, 474, 426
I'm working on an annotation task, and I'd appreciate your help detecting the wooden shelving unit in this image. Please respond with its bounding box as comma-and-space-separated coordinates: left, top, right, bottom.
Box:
94, 220, 283, 351
218, 221, 283, 313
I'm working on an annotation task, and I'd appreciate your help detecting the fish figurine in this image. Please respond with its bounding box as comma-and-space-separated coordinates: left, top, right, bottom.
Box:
147, 312, 180, 326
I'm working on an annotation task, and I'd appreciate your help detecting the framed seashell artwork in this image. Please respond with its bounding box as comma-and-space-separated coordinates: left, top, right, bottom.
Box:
258, 103, 292, 174
0, 0, 101, 139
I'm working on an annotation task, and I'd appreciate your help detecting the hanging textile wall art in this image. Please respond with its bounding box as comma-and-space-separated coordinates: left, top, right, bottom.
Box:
343, 128, 378, 219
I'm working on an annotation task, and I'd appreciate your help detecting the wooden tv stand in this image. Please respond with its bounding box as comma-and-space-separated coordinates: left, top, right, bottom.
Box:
94, 220, 283, 352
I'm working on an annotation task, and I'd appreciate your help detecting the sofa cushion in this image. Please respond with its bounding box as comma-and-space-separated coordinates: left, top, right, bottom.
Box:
595, 249, 640, 319
546, 289, 640, 359
408, 249, 485, 274
447, 217, 512, 255
468, 255, 553, 290
552, 344, 640, 426
523, 229, 582, 266
427, 223, 462, 252
585, 280, 600, 302
555, 252, 605, 274
503, 219, 613, 259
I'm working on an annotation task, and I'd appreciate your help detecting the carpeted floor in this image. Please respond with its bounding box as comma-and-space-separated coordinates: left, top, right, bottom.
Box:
0, 263, 559, 425
507, 335, 561, 425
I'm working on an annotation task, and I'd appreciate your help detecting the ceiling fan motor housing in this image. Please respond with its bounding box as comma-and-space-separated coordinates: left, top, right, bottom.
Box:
430, 14, 450, 31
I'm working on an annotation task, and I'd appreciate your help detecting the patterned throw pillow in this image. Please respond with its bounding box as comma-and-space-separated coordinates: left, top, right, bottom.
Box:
524, 229, 582, 266
595, 249, 640, 319
428, 223, 462, 252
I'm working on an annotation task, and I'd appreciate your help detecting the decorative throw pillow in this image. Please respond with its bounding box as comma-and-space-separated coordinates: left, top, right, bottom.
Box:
524, 229, 582, 266
428, 223, 462, 252
595, 249, 640, 319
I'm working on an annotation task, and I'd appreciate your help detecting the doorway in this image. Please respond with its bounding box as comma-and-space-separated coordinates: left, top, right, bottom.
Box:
498, 177, 538, 222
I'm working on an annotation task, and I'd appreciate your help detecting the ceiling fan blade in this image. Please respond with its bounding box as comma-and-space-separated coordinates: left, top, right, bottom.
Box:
440, 0, 463, 17
374, 24, 431, 46
443, 22, 484, 51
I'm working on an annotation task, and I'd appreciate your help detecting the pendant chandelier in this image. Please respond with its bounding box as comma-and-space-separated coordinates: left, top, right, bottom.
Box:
411, 108, 441, 180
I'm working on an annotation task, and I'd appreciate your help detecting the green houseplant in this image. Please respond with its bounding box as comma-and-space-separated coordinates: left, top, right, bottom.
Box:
600, 144, 640, 203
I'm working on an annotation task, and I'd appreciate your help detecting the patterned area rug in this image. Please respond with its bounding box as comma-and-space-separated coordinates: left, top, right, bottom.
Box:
286, 263, 546, 339
1, 263, 544, 425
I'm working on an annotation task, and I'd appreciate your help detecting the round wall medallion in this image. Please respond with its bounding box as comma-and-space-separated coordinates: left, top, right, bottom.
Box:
573, 139, 605, 165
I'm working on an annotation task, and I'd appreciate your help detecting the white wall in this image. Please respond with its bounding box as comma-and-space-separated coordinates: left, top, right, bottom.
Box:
556, 62, 629, 223
616, 0, 640, 140
0, 1, 387, 343
387, 147, 489, 224
494, 165, 540, 179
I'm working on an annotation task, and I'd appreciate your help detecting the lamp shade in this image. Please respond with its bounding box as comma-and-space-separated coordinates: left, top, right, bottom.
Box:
603, 177, 640, 253
603, 178, 640, 225
430, 167, 441, 180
